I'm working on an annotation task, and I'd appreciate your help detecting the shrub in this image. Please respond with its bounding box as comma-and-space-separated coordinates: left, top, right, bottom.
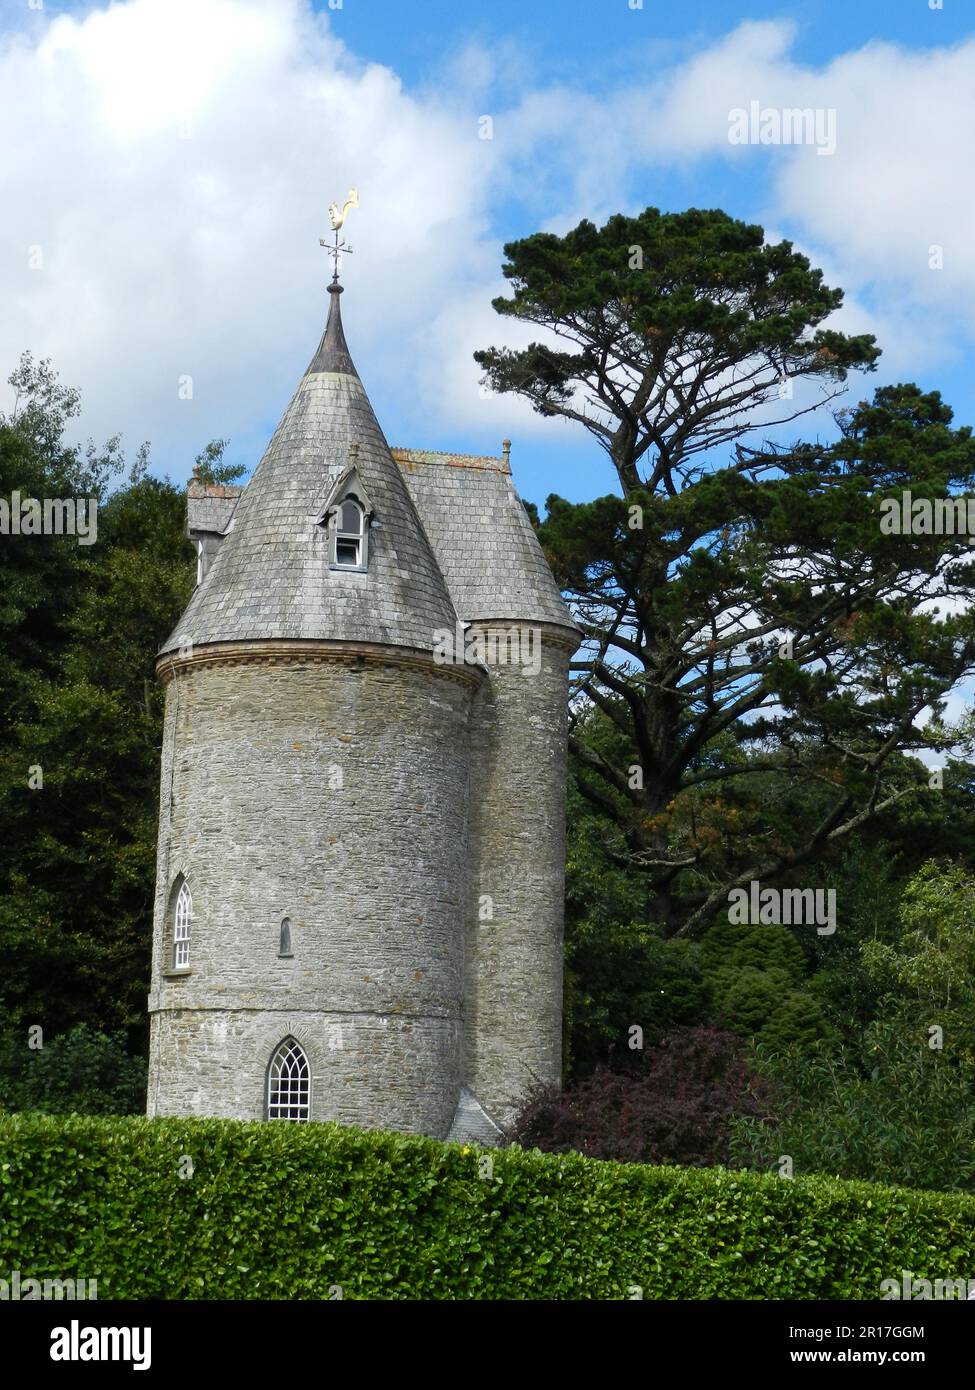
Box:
860, 860, 975, 1074
707, 965, 794, 1035
758, 992, 831, 1050
699, 919, 806, 983
509, 1026, 767, 1167
2, 1111, 975, 1299
692, 919, 828, 1047
0, 1025, 146, 1116
733, 1021, 975, 1193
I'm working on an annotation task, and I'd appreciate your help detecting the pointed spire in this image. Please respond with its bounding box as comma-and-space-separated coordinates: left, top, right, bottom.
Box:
306, 282, 357, 377
161, 256, 458, 659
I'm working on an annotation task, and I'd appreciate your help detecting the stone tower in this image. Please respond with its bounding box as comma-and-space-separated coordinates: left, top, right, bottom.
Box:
146, 273, 578, 1141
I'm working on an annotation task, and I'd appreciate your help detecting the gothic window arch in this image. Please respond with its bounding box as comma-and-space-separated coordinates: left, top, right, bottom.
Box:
266, 1037, 310, 1122
319, 464, 373, 573
167, 876, 192, 972
333, 497, 365, 569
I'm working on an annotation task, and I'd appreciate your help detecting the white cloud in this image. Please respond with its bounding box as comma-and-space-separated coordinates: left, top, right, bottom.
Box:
2, 5, 975, 482
647, 22, 975, 354
0, 0, 498, 472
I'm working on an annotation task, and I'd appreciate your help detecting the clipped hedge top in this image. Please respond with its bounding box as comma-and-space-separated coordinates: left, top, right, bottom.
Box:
2, 1112, 974, 1300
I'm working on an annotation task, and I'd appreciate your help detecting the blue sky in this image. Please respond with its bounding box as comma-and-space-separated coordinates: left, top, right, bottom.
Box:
2, 0, 974, 517
328, 0, 968, 85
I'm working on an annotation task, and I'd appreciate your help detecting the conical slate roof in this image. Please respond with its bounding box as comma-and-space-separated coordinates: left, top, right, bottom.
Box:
161, 284, 458, 657
394, 448, 580, 635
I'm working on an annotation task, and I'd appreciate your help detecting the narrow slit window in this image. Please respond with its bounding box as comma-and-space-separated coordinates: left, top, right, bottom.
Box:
266, 1038, 310, 1122
173, 880, 192, 969
279, 917, 292, 957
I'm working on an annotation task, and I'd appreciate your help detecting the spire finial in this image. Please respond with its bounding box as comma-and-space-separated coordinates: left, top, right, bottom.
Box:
320, 187, 359, 285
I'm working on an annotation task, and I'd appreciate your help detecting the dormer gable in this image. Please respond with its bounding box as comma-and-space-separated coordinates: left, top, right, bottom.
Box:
317, 453, 375, 572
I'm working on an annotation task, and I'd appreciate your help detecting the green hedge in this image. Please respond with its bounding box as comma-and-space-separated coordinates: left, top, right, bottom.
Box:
2, 1112, 975, 1299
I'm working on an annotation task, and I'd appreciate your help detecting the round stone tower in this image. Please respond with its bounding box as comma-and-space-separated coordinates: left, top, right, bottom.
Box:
147, 280, 478, 1136
148, 260, 580, 1141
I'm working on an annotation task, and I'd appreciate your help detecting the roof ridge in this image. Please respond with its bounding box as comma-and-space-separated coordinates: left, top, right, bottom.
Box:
187, 482, 244, 499
391, 446, 509, 474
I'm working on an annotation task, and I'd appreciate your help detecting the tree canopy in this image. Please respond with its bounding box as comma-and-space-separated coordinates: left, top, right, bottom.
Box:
476, 208, 975, 935
0, 354, 195, 1045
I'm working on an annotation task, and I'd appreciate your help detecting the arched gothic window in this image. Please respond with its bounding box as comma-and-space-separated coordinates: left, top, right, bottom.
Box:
266, 1037, 310, 1122
334, 498, 365, 568
172, 879, 192, 970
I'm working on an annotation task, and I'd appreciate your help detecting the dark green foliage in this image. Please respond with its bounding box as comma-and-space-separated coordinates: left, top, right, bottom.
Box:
566, 920, 710, 1074
803, 840, 904, 1037
881, 758, 975, 867
0, 355, 196, 1047
2, 1112, 975, 1299
699, 919, 806, 983
859, 859, 975, 1073
698, 918, 831, 1047
734, 1022, 975, 1194
0, 1026, 146, 1117
756, 993, 832, 1051
191, 438, 245, 486
562, 766, 716, 1073
0, 356, 98, 730
476, 209, 975, 939
711, 967, 797, 1036
475, 208, 879, 433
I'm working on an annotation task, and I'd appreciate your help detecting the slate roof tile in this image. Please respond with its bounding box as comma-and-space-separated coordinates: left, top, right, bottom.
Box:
164, 287, 579, 656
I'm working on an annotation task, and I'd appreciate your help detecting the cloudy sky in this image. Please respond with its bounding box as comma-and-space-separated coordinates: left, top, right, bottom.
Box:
1, 0, 974, 512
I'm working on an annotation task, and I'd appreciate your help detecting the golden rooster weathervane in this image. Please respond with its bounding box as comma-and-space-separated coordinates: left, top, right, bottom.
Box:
320, 187, 359, 284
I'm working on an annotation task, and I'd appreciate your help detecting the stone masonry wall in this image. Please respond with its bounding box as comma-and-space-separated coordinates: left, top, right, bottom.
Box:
147, 653, 472, 1138
462, 626, 571, 1129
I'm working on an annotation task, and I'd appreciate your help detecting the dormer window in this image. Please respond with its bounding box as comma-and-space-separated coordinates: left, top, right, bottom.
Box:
335, 499, 364, 568
320, 461, 373, 572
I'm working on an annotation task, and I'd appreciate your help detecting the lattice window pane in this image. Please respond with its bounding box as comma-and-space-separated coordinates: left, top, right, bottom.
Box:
173, 881, 192, 969
266, 1038, 310, 1122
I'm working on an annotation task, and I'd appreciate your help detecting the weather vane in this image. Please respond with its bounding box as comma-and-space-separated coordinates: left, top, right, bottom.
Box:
321, 187, 359, 283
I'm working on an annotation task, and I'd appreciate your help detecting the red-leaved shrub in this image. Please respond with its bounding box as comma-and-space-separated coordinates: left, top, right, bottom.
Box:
508, 1026, 768, 1167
